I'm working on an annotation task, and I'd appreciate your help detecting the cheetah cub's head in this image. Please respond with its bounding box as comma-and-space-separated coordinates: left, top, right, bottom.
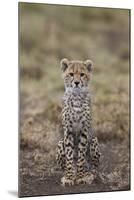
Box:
60, 58, 93, 91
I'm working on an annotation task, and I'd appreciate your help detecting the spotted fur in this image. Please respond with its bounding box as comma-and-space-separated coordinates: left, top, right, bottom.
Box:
56, 58, 101, 186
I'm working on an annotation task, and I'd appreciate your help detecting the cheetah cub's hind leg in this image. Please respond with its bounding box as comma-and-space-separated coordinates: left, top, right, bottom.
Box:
90, 137, 101, 169
56, 139, 65, 171
88, 136, 101, 180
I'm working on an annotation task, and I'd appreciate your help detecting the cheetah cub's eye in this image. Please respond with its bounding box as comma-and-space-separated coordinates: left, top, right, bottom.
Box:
69, 73, 74, 77
80, 73, 85, 77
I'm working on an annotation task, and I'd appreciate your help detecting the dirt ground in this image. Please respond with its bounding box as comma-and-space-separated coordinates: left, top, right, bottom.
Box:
19, 3, 130, 197
19, 141, 130, 197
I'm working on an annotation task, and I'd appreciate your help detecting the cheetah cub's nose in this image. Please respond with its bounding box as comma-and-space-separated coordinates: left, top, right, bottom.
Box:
74, 81, 80, 86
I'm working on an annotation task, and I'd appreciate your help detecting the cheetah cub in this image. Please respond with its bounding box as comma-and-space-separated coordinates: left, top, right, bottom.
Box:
56, 58, 101, 186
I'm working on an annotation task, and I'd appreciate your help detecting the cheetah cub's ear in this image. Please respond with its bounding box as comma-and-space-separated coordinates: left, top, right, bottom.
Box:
84, 60, 93, 72
60, 58, 69, 72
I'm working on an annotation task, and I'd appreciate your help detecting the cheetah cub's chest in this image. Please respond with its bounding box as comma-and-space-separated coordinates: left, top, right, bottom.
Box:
63, 90, 90, 133
70, 97, 83, 132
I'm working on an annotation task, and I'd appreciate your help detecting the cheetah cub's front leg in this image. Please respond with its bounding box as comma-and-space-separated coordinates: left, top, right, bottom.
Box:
56, 137, 75, 186
61, 130, 75, 186
75, 130, 95, 185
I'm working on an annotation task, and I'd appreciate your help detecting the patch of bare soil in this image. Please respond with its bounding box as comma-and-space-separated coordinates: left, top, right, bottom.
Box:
19, 141, 130, 197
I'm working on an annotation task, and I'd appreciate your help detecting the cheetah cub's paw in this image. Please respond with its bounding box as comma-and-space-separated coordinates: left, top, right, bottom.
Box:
61, 176, 74, 186
76, 173, 95, 185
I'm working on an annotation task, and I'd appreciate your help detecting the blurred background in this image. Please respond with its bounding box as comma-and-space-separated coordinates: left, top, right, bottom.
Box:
19, 3, 130, 197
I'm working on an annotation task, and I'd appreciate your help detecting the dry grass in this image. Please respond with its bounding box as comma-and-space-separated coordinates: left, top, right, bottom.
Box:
19, 3, 130, 196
